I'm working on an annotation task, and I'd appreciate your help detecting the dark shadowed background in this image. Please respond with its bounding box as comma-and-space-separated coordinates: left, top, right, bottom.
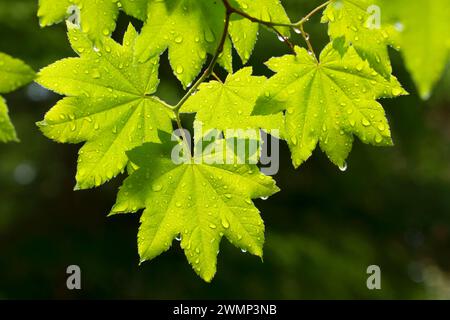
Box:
1, 0, 449, 299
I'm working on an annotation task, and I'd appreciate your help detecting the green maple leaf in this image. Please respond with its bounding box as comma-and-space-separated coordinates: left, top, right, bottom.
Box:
111, 134, 279, 282
0, 97, 18, 143
37, 24, 174, 189
135, 0, 233, 88
381, 0, 450, 99
120, 0, 149, 20
0, 52, 35, 143
38, 0, 120, 43
228, 0, 291, 63
321, 0, 397, 78
181, 67, 284, 136
253, 44, 407, 168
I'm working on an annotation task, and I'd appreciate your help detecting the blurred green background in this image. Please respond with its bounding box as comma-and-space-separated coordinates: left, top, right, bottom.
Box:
1, 0, 449, 299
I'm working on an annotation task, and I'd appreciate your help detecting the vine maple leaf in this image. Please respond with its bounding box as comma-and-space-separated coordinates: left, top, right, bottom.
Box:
253, 44, 407, 168
119, 0, 148, 20
181, 67, 284, 136
37, 24, 174, 189
0, 52, 35, 142
111, 134, 279, 282
228, 0, 291, 63
135, 0, 234, 88
38, 0, 120, 43
381, 0, 450, 99
321, 0, 397, 78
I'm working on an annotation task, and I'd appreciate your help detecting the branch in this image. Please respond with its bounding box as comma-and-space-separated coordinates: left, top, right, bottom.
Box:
294, 1, 331, 27
222, 0, 295, 53
222, 0, 331, 56
223, 0, 294, 28
298, 23, 315, 56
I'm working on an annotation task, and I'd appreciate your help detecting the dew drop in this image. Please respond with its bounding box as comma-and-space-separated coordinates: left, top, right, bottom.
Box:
339, 162, 348, 172
176, 65, 184, 74
221, 216, 230, 229
394, 22, 404, 32
290, 136, 298, 145
362, 118, 371, 127
392, 88, 403, 96
375, 134, 383, 144
152, 184, 162, 192
92, 70, 101, 79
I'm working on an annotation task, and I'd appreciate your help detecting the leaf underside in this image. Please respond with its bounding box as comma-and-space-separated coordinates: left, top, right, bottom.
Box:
111, 138, 279, 282
181, 67, 284, 137
253, 44, 407, 168
37, 24, 174, 189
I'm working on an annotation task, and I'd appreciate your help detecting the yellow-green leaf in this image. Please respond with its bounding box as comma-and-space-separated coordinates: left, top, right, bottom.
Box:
37, 24, 174, 189
111, 137, 279, 282
253, 44, 407, 168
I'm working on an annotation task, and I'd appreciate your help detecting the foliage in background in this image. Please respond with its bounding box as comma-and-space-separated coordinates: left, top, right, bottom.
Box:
381, 0, 450, 99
